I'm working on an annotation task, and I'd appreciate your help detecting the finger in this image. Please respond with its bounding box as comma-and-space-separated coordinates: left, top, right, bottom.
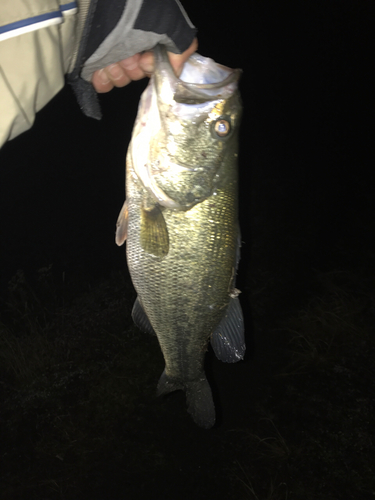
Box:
92, 64, 132, 92
92, 37, 199, 93
92, 69, 114, 93
119, 55, 146, 82
168, 37, 198, 76
106, 64, 132, 87
93, 57, 145, 92
139, 37, 198, 76
138, 51, 154, 75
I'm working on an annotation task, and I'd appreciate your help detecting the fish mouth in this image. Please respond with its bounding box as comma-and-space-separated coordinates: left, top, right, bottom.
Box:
153, 44, 241, 104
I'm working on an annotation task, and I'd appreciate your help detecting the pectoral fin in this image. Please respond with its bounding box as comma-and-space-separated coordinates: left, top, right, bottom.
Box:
115, 200, 129, 246
140, 205, 169, 258
211, 296, 245, 363
131, 296, 156, 335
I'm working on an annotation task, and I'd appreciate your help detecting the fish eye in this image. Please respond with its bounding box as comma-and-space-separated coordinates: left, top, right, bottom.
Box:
213, 119, 231, 137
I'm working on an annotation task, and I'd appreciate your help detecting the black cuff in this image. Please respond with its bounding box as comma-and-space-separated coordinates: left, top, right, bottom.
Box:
67, 0, 127, 120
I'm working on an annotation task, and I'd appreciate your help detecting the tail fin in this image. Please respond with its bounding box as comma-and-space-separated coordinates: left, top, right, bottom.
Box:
186, 377, 215, 429
157, 369, 184, 396
157, 370, 215, 429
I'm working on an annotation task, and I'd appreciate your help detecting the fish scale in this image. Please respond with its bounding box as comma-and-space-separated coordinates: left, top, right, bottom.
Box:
116, 45, 244, 428
127, 179, 237, 375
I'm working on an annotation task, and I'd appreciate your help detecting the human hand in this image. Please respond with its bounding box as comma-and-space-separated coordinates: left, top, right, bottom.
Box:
92, 38, 198, 93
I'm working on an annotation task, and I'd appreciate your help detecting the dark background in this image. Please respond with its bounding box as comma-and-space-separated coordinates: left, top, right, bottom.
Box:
0, 1, 373, 292
1, 2, 374, 499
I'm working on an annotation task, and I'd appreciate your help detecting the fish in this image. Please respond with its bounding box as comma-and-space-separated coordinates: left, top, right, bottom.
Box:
115, 44, 244, 429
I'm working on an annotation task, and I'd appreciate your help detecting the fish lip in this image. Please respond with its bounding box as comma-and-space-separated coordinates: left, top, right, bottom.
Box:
153, 44, 242, 103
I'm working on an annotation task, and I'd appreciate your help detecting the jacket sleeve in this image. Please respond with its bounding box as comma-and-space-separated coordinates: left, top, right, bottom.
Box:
0, 1, 79, 148
67, 0, 196, 120
0, 0, 196, 147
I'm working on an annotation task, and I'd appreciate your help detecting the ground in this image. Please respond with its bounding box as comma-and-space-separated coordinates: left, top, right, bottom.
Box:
1, 137, 374, 498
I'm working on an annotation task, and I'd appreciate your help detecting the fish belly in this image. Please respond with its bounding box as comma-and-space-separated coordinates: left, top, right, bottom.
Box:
126, 173, 238, 383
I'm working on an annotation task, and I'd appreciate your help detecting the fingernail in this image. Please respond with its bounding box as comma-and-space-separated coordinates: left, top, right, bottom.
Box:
108, 64, 123, 80
120, 58, 138, 71
98, 69, 110, 84
141, 61, 154, 73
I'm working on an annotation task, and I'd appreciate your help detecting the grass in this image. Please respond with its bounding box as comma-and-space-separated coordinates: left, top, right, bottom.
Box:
0, 257, 374, 499
279, 269, 374, 375
230, 265, 375, 500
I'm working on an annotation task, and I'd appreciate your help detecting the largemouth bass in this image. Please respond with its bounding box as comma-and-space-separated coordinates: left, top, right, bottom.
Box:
116, 45, 244, 429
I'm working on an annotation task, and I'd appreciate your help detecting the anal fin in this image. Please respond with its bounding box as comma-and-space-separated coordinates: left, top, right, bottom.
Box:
131, 296, 156, 335
211, 296, 245, 363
